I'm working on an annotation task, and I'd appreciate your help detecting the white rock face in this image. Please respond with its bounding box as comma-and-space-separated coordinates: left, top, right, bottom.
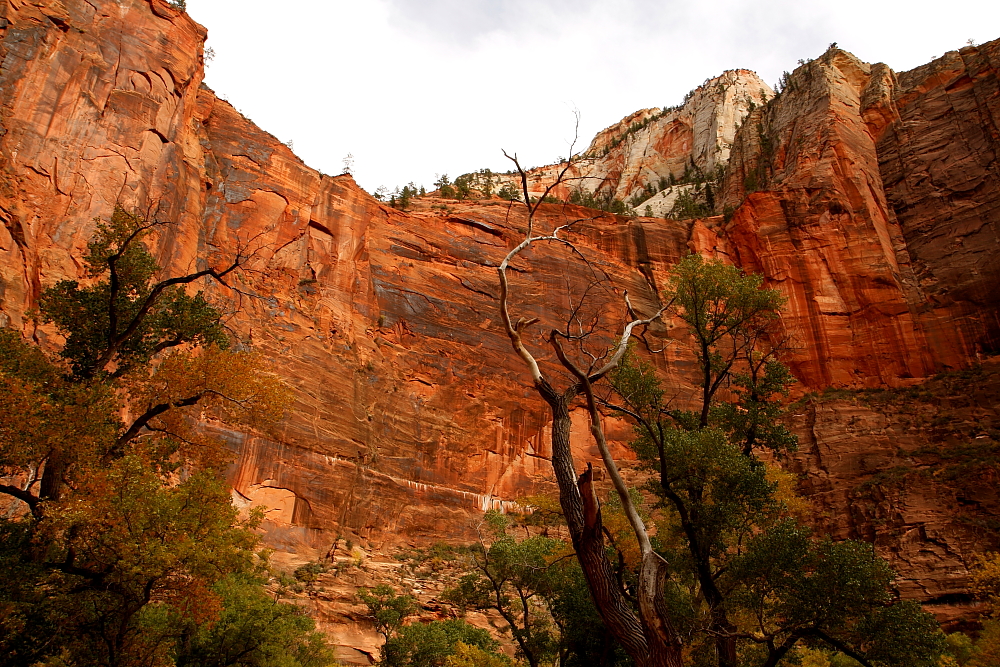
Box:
633, 184, 698, 218
480, 70, 772, 215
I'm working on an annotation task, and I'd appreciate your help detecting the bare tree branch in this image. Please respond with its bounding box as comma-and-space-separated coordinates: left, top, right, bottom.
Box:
496, 121, 680, 667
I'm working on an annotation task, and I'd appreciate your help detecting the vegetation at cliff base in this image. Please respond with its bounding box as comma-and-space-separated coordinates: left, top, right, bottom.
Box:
0, 207, 332, 667
491, 182, 949, 667
357, 585, 511, 667
358, 246, 953, 667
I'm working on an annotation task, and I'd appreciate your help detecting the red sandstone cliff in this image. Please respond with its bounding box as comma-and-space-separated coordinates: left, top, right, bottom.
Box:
720, 45, 1000, 388
1, 0, 999, 631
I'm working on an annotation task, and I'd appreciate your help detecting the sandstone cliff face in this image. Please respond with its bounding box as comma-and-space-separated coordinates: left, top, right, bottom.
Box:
0, 0, 209, 330
714, 50, 935, 388
0, 0, 690, 548
481, 69, 772, 212
717, 45, 999, 388
1, 0, 999, 631
783, 361, 1000, 624
876, 43, 1000, 360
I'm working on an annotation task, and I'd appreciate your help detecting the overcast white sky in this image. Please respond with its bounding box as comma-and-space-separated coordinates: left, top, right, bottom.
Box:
187, 0, 999, 194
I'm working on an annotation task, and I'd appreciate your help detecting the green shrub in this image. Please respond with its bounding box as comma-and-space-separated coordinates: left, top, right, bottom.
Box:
381, 620, 501, 667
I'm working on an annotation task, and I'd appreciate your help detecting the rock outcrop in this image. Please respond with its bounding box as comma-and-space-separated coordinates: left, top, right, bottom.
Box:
784, 361, 1000, 625
1, 0, 999, 632
717, 44, 1000, 387
479, 69, 772, 213
876, 44, 1000, 362
715, 49, 937, 388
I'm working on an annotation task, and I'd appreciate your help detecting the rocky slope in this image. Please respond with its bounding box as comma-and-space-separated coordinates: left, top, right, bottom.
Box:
1, 0, 999, 644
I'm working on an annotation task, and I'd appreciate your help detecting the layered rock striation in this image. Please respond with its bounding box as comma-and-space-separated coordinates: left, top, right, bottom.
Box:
720, 44, 1000, 389
1, 0, 999, 625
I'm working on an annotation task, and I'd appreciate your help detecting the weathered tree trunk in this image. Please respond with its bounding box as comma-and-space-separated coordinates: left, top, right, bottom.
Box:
496, 148, 680, 667
39, 454, 66, 502
539, 380, 684, 667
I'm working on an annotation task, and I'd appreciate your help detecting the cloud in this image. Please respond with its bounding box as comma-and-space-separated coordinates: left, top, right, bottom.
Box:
382, 0, 604, 43
188, 0, 1000, 193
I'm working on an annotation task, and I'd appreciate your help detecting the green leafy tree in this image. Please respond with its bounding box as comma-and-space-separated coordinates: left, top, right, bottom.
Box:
392, 182, 420, 210
667, 186, 712, 220
174, 573, 334, 667
968, 620, 1000, 666
380, 619, 502, 667
445, 511, 561, 667
454, 174, 473, 200
1, 458, 265, 667
497, 183, 521, 201
0, 207, 316, 667
39, 206, 233, 381
567, 187, 629, 214
0, 517, 67, 665
439, 499, 632, 666
599, 255, 944, 666
435, 174, 456, 199
27, 206, 265, 503
662, 253, 789, 429
358, 584, 418, 643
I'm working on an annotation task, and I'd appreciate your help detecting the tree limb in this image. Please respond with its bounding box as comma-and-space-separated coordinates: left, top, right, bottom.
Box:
0, 484, 40, 515
115, 392, 206, 451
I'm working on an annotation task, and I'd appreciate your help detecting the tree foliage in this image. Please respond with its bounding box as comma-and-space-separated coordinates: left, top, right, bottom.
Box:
358, 584, 418, 642
174, 574, 335, 667
971, 551, 1000, 614
597, 255, 944, 666
443, 641, 512, 667
661, 253, 791, 430
6, 460, 262, 666
0, 328, 119, 509
39, 207, 229, 380
444, 511, 562, 667
0, 207, 324, 666
497, 183, 521, 201
435, 174, 456, 200
567, 187, 629, 214
380, 619, 503, 667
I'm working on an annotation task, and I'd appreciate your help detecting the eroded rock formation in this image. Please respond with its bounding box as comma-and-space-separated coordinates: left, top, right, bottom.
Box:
1, 0, 999, 633
720, 45, 1000, 389
481, 69, 772, 214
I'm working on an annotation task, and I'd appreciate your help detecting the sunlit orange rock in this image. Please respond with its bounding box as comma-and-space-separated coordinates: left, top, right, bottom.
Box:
1, 0, 998, 628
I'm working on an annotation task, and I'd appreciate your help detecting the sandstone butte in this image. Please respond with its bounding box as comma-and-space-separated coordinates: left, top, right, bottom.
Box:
1, 0, 1000, 655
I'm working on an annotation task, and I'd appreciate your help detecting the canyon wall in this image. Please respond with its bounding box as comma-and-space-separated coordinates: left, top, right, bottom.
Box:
0, 0, 687, 547
721, 44, 1000, 388
1, 0, 999, 629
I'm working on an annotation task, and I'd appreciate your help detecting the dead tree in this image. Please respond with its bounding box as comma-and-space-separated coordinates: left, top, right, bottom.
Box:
496, 143, 682, 667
